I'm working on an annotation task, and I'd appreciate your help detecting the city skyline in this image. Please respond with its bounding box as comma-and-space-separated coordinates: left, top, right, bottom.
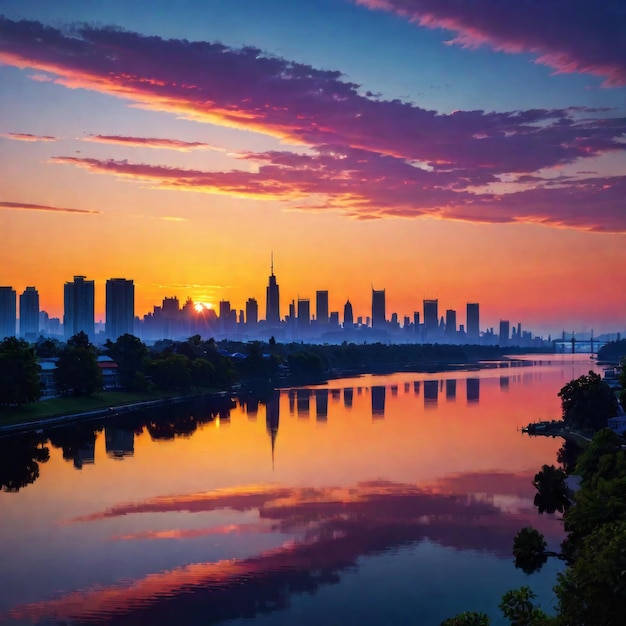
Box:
1, 1, 625, 337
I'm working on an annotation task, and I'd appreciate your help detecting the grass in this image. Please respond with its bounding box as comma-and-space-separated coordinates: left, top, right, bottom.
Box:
0, 387, 218, 428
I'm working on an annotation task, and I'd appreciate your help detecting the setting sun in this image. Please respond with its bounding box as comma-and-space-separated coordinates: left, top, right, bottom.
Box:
194, 302, 213, 312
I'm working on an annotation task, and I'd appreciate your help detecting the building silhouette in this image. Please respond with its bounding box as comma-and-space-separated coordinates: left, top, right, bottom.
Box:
0, 287, 16, 338
343, 300, 354, 327
19, 286, 39, 339
467, 303, 480, 340
423, 299, 438, 337
106, 278, 134, 341
297, 298, 310, 329
499, 320, 510, 345
371, 288, 386, 329
445, 309, 456, 338
64, 276, 95, 340
316, 290, 329, 325
246, 298, 258, 326
265, 255, 280, 325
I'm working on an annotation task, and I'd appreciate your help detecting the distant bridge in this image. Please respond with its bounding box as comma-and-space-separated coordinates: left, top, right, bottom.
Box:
552, 332, 620, 354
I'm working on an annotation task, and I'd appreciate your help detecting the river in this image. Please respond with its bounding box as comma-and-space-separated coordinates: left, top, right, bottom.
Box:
0, 354, 599, 625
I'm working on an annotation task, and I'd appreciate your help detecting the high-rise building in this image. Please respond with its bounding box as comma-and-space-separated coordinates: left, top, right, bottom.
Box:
445, 309, 456, 338
297, 298, 310, 328
19, 286, 39, 339
316, 290, 329, 325
343, 299, 354, 327
371, 288, 386, 329
245, 298, 258, 326
466, 303, 480, 340
106, 278, 134, 341
265, 254, 280, 325
64, 276, 95, 340
0, 286, 17, 339
499, 320, 510, 345
423, 299, 438, 336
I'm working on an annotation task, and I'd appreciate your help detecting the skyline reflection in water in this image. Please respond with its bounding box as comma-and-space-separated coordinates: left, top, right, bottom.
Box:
0, 355, 598, 625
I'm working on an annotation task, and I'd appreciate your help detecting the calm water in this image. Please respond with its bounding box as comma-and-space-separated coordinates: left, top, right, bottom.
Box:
0, 355, 599, 625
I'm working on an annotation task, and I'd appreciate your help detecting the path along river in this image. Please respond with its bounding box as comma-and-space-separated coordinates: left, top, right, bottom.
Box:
0, 354, 600, 625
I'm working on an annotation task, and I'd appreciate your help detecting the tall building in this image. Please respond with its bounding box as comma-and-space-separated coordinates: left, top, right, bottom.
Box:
343, 299, 354, 327
265, 254, 280, 325
316, 290, 329, 325
297, 298, 310, 328
499, 320, 510, 345
64, 276, 95, 340
0, 286, 17, 339
245, 298, 258, 326
106, 278, 134, 341
445, 309, 456, 338
19, 286, 40, 339
371, 288, 386, 329
423, 299, 438, 336
466, 303, 480, 340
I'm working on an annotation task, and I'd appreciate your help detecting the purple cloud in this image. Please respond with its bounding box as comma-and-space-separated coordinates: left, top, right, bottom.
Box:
0, 132, 57, 142
84, 135, 220, 151
0, 200, 99, 214
355, 0, 626, 86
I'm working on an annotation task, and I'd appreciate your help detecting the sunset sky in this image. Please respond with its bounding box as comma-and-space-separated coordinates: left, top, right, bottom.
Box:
1, 0, 625, 336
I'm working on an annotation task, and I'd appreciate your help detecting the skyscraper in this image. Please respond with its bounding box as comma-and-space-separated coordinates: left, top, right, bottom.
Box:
466, 302, 480, 340
19, 286, 39, 339
445, 309, 456, 338
423, 299, 438, 336
106, 278, 134, 341
316, 290, 329, 325
265, 254, 280, 325
371, 288, 386, 329
0, 287, 17, 339
343, 299, 354, 327
499, 320, 510, 345
297, 298, 310, 328
64, 276, 95, 340
245, 297, 258, 326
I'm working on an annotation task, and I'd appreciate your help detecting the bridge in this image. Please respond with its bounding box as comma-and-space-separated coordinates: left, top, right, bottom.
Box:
552, 331, 620, 354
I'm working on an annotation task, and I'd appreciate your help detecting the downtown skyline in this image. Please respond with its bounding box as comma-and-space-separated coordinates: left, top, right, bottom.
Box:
1, 1, 625, 338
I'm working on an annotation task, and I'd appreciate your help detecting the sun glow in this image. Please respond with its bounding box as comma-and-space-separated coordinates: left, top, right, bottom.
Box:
194, 302, 213, 312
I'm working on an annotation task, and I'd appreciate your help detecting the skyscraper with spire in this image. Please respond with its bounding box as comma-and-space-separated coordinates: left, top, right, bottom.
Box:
265, 253, 280, 325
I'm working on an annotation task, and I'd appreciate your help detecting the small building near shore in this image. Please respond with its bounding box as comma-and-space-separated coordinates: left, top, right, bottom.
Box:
608, 414, 626, 436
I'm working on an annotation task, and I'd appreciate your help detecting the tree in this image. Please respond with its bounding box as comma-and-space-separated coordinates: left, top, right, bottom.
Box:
105, 334, 148, 390
441, 612, 490, 626
512, 527, 548, 575
150, 354, 193, 392
0, 337, 41, 406
0, 433, 49, 491
498, 587, 550, 626
532, 465, 570, 514
54, 332, 102, 396
557, 371, 618, 431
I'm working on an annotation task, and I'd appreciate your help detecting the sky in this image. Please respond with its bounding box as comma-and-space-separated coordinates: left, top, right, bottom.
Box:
1, 0, 625, 337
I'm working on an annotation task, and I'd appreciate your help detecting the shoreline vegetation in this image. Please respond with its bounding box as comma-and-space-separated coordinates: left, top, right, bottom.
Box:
1, 339, 554, 435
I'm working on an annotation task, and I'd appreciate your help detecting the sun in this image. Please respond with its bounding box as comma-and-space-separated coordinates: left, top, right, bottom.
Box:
194, 302, 213, 312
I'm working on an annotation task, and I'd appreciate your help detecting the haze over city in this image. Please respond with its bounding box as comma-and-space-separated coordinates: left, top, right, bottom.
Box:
1, 0, 625, 338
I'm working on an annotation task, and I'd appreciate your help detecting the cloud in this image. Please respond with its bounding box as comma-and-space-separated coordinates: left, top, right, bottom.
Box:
354, 0, 626, 87
0, 132, 57, 142
0, 200, 99, 214
2, 16, 625, 232
50, 151, 626, 233
84, 134, 220, 151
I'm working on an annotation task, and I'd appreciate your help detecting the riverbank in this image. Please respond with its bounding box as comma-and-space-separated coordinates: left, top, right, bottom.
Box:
0, 387, 227, 436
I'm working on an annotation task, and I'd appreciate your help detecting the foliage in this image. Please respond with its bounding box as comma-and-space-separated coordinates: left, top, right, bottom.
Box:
557, 371, 617, 431
574, 428, 624, 482
54, 332, 103, 396
512, 527, 548, 575
0, 336, 42, 406
596, 338, 626, 363
532, 465, 570, 514
498, 588, 551, 626
150, 354, 193, 392
0, 433, 49, 491
104, 334, 148, 390
34, 336, 62, 358
440, 612, 490, 626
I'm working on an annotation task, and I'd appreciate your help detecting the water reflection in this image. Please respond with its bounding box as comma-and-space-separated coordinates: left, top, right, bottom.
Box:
466, 378, 480, 403
105, 427, 134, 459
7, 474, 562, 626
371, 385, 386, 419
0, 433, 49, 492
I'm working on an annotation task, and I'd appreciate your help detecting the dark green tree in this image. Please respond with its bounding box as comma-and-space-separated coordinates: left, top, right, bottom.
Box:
512, 527, 549, 575
34, 336, 61, 358
440, 612, 490, 626
54, 332, 102, 396
557, 371, 618, 431
150, 354, 193, 392
498, 587, 550, 626
0, 336, 41, 406
104, 334, 148, 390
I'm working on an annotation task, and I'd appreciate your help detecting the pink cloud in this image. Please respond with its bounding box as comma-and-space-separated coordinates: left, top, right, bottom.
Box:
50, 150, 626, 233
354, 0, 626, 86
84, 134, 220, 151
0, 200, 99, 214
0, 132, 57, 142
